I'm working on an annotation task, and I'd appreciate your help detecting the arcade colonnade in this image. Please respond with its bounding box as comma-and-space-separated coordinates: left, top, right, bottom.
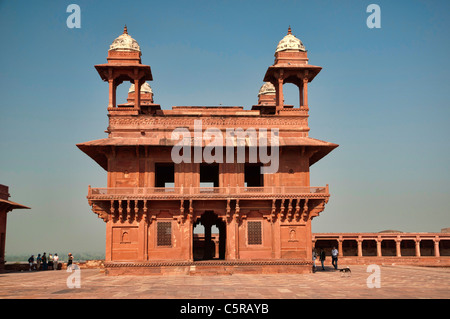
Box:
313, 233, 450, 258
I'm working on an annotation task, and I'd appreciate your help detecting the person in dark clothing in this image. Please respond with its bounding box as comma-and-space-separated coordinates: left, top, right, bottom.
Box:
42, 253, 48, 270
319, 249, 326, 270
28, 255, 35, 271
36, 254, 42, 270
67, 253, 73, 269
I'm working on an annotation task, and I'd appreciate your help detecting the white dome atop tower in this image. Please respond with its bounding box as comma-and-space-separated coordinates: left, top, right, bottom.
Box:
275, 27, 306, 52
109, 26, 141, 52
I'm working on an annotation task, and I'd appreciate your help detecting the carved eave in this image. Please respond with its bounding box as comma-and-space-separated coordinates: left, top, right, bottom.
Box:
91, 202, 109, 222
308, 199, 328, 220
76, 135, 338, 170
94, 64, 153, 83
0, 199, 30, 212
76, 144, 109, 170
263, 64, 322, 85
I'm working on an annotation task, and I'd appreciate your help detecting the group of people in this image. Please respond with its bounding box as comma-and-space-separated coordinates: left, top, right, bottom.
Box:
312, 247, 339, 271
27, 253, 73, 271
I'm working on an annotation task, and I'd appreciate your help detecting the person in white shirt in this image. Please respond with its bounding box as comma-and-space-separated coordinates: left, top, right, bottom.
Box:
331, 247, 338, 270
53, 253, 59, 270
312, 249, 317, 272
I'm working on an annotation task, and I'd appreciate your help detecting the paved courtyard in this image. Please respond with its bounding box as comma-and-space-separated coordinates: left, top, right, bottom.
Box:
0, 265, 448, 299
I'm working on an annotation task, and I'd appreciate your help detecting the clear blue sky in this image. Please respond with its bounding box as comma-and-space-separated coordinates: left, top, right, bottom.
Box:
1, 0, 449, 256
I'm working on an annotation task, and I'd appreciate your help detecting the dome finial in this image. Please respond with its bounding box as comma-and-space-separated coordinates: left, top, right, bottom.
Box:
124, 25, 128, 34
287, 25, 292, 35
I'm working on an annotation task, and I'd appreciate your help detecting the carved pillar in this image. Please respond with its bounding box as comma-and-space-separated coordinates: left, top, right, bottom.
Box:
302, 77, 309, 110
118, 200, 123, 222
299, 82, 304, 108
105, 221, 112, 261
214, 238, 219, 258
110, 200, 115, 220
415, 237, 421, 257
187, 216, 193, 262
396, 237, 402, 257
204, 219, 212, 260
357, 237, 363, 257
235, 200, 240, 259
376, 238, 382, 257
338, 236, 343, 257
134, 78, 141, 109
276, 76, 284, 112
108, 79, 116, 108
434, 237, 440, 257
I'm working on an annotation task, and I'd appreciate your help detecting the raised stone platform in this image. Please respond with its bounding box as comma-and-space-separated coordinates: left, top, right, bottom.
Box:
104, 259, 313, 276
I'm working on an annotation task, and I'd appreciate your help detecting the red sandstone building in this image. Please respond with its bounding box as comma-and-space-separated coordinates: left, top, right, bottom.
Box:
0, 185, 29, 270
77, 27, 450, 274
77, 26, 339, 275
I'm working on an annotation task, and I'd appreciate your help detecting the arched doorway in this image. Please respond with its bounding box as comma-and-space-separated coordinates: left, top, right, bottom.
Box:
193, 211, 226, 261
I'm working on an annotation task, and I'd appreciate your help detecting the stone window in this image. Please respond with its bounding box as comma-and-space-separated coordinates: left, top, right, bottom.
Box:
155, 163, 174, 188
157, 221, 172, 246
244, 163, 264, 187
248, 221, 262, 245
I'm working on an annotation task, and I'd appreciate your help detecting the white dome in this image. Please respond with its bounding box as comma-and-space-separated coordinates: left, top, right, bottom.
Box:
275, 27, 306, 52
258, 82, 276, 96
109, 26, 140, 52
129, 82, 153, 94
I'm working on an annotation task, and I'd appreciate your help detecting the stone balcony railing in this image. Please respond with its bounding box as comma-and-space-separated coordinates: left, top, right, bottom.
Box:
87, 185, 329, 201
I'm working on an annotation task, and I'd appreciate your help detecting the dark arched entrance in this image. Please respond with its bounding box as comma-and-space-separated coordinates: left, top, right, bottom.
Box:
193, 211, 226, 261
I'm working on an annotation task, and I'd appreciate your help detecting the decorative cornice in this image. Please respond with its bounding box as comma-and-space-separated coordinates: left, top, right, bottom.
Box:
87, 193, 329, 201
109, 116, 308, 127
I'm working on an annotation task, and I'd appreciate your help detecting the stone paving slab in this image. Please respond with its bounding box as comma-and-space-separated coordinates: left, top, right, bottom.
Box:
0, 265, 449, 300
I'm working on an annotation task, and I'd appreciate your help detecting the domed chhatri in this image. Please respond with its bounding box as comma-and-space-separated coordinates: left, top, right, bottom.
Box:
258, 82, 276, 96
275, 26, 306, 52
109, 25, 141, 52
129, 82, 153, 94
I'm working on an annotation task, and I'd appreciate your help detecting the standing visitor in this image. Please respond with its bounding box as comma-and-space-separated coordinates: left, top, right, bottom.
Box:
319, 249, 326, 270
48, 253, 53, 270
53, 253, 59, 270
331, 247, 338, 270
312, 249, 317, 272
28, 255, 35, 271
36, 254, 42, 270
67, 253, 73, 269
42, 252, 47, 270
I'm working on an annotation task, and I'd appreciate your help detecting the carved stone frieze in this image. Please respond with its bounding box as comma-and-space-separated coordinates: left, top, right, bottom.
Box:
109, 116, 308, 128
